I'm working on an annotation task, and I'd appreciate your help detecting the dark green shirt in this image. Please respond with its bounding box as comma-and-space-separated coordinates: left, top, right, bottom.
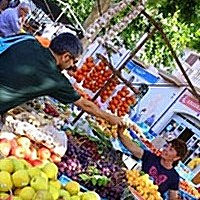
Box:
0, 39, 81, 114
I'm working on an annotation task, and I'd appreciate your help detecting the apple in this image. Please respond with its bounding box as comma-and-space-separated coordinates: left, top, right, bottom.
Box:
10, 138, 18, 149
27, 147, 38, 161
50, 153, 61, 163
24, 148, 32, 160
30, 159, 44, 167
17, 136, 31, 149
11, 146, 26, 158
38, 147, 51, 160
0, 139, 12, 156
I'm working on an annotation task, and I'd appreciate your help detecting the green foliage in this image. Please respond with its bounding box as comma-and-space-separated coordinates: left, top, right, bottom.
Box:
139, 11, 194, 71
66, 0, 95, 23
50, 0, 95, 24
147, 0, 200, 25
48, 0, 199, 72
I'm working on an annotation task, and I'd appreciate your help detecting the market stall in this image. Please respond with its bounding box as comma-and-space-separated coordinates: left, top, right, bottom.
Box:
0, 0, 199, 200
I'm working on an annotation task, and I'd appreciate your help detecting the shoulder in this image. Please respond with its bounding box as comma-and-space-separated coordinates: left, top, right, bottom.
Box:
142, 150, 157, 161
2, 8, 17, 16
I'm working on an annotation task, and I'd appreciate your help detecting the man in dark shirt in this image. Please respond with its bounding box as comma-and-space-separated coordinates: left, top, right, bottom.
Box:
0, 33, 124, 131
119, 130, 187, 199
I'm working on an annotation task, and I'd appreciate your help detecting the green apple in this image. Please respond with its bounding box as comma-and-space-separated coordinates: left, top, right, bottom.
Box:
0, 171, 13, 192
12, 196, 23, 200
42, 163, 58, 180
49, 180, 61, 189
70, 195, 80, 200
27, 167, 42, 178
30, 176, 48, 191
48, 184, 59, 200
12, 158, 25, 172
12, 169, 30, 188
59, 189, 71, 200
81, 192, 98, 200
32, 190, 53, 200
40, 171, 49, 183
0, 192, 9, 199
65, 181, 80, 196
0, 158, 14, 173
19, 186, 35, 200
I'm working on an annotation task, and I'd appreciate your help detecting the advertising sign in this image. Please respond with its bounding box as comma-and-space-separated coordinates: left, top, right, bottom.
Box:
179, 94, 200, 113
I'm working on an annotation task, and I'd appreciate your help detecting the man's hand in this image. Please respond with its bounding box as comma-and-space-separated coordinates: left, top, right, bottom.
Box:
106, 114, 124, 127
74, 97, 125, 137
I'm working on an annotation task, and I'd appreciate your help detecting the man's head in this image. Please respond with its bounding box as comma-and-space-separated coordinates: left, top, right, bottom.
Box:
49, 32, 83, 71
18, 2, 30, 18
161, 138, 188, 166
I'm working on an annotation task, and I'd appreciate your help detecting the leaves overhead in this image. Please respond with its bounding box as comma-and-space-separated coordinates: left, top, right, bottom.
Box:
49, 0, 199, 72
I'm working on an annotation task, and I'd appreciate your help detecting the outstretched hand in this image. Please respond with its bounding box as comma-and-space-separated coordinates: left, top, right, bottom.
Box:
106, 115, 127, 138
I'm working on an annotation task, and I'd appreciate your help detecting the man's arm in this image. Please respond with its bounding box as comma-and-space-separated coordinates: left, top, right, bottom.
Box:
169, 190, 180, 200
118, 129, 144, 159
74, 97, 124, 131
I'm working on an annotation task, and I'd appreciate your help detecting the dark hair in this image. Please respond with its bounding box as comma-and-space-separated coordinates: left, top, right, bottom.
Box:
170, 138, 188, 166
49, 32, 83, 57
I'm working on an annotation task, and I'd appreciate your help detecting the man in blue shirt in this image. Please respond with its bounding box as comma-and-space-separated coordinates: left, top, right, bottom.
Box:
0, 2, 29, 36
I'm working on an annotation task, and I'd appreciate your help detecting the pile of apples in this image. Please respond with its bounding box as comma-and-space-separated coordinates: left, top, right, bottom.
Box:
126, 169, 162, 200
107, 86, 136, 117
0, 136, 61, 166
0, 158, 100, 200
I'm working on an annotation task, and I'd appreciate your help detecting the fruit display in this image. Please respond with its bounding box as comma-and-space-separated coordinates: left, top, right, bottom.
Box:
0, 134, 61, 166
87, 117, 118, 138
107, 86, 137, 117
99, 77, 119, 103
4, 116, 67, 157
179, 180, 200, 199
73, 56, 95, 84
0, 157, 100, 200
126, 169, 162, 200
73, 59, 113, 94
57, 132, 128, 200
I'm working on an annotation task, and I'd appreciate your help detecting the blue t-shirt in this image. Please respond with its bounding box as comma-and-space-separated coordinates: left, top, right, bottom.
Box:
142, 150, 179, 198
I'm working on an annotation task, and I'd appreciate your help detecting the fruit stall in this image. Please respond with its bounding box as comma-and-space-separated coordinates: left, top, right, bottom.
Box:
0, 1, 199, 199
0, 90, 199, 200
0, 43, 199, 199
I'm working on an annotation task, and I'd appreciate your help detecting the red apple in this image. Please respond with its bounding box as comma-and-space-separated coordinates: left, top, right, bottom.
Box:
17, 136, 31, 149
30, 159, 43, 167
28, 147, 38, 161
0, 138, 11, 156
24, 148, 32, 160
38, 147, 51, 160
10, 138, 18, 149
50, 153, 61, 163
11, 146, 26, 158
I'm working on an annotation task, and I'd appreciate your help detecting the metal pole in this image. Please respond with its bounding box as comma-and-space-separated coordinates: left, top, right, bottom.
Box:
141, 10, 200, 101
